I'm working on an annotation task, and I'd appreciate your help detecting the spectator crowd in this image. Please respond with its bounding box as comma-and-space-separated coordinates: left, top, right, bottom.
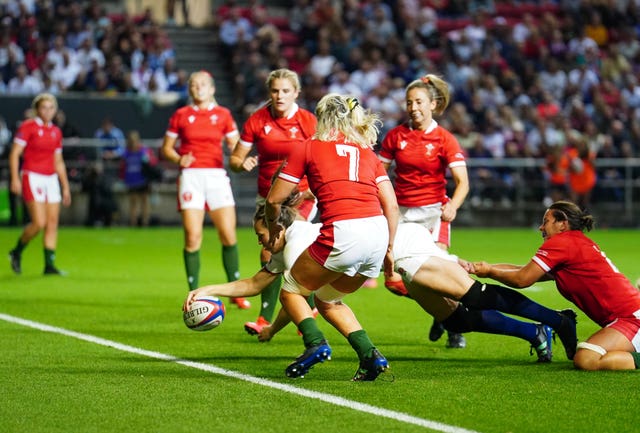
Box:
215, 0, 640, 209
1, 0, 640, 212
0, 0, 187, 100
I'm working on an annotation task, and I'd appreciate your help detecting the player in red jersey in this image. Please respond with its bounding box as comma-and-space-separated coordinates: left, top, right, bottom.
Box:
265, 93, 399, 381
8, 93, 71, 275
230, 68, 318, 334
379, 74, 470, 348
472, 200, 640, 371
161, 70, 250, 309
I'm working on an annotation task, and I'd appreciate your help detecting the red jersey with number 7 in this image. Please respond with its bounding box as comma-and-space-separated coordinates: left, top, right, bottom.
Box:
278, 136, 389, 224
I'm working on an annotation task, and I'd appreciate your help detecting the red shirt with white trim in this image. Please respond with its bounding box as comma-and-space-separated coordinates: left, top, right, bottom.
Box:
166, 103, 238, 169
532, 230, 640, 326
379, 120, 466, 206
14, 117, 63, 175
279, 136, 389, 224
239, 103, 316, 197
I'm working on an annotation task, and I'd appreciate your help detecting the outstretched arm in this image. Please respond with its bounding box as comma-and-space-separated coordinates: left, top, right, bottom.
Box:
183, 269, 278, 311
472, 260, 548, 288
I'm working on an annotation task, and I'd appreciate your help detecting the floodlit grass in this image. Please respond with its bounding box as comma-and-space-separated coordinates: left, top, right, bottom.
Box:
1, 226, 639, 433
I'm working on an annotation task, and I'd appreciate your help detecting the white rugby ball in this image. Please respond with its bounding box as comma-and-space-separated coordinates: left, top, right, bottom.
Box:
183, 296, 226, 331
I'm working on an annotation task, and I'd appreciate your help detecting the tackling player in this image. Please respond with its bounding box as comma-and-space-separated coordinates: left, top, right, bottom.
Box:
472, 200, 640, 370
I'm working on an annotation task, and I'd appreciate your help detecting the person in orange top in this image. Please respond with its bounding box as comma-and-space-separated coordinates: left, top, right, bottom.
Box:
567, 138, 597, 209
543, 145, 570, 206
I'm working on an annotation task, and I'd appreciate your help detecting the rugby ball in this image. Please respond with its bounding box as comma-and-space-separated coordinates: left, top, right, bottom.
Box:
183, 296, 226, 331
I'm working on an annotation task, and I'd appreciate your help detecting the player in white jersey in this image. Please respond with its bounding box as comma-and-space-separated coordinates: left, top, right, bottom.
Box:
186, 208, 579, 371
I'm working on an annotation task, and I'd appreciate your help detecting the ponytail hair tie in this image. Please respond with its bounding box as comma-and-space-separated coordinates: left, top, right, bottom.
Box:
347, 97, 360, 112
421, 76, 430, 85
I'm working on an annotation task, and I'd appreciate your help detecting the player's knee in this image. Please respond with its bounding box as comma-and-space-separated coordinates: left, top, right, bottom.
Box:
441, 304, 476, 333
315, 285, 347, 304
573, 342, 607, 371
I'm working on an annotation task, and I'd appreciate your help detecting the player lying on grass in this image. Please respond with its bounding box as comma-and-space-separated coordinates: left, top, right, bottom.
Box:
259, 220, 577, 362
186, 201, 390, 381
184, 204, 579, 367
471, 200, 640, 371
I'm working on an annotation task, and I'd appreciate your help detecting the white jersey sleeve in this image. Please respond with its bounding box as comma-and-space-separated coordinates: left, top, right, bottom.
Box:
282, 221, 321, 270
264, 221, 321, 274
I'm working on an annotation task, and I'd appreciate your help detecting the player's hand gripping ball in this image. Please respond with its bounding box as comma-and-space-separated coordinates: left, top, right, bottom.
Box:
183, 296, 226, 331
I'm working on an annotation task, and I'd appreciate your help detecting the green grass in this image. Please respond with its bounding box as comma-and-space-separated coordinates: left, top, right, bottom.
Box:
1, 226, 639, 433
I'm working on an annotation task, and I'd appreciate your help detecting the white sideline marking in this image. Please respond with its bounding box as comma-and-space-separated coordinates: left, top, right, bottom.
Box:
1, 313, 480, 433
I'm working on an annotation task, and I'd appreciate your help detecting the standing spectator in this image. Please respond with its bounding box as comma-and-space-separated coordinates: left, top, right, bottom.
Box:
94, 116, 125, 161
166, 0, 189, 27
378, 74, 470, 349
8, 93, 71, 275
0, 112, 10, 146
566, 136, 597, 210
121, 130, 156, 227
160, 70, 249, 309
230, 68, 317, 335
265, 93, 398, 381
218, 7, 253, 65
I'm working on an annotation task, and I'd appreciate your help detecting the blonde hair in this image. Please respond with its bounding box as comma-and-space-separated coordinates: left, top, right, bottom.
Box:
265, 68, 301, 93
406, 74, 451, 115
314, 93, 381, 148
31, 93, 58, 111
188, 70, 216, 104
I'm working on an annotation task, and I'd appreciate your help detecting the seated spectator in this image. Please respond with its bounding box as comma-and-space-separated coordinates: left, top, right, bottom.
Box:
219, 7, 254, 62
0, 31, 25, 83
75, 34, 105, 72
308, 37, 336, 81
46, 35, 77, 74
583, 10, 608, 48
327, 66, 362, 99
24, 37, 47, 74
95, 116, 125, 160
6, 63, 43, 94
167, 68, 188, 103
49, 50, 82, 91
366, 3, 398, 48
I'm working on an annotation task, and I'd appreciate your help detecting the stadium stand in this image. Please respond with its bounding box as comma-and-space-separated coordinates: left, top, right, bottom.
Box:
1, 0, 639, 227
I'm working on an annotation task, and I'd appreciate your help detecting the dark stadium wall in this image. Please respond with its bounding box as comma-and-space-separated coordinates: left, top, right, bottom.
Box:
0, 95, 180, 138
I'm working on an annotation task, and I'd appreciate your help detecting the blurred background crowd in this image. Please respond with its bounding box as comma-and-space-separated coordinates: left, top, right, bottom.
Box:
1, 0, 639, 224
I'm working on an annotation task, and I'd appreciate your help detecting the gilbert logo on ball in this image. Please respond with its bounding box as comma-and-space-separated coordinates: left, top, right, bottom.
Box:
183, 296, 226, 331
